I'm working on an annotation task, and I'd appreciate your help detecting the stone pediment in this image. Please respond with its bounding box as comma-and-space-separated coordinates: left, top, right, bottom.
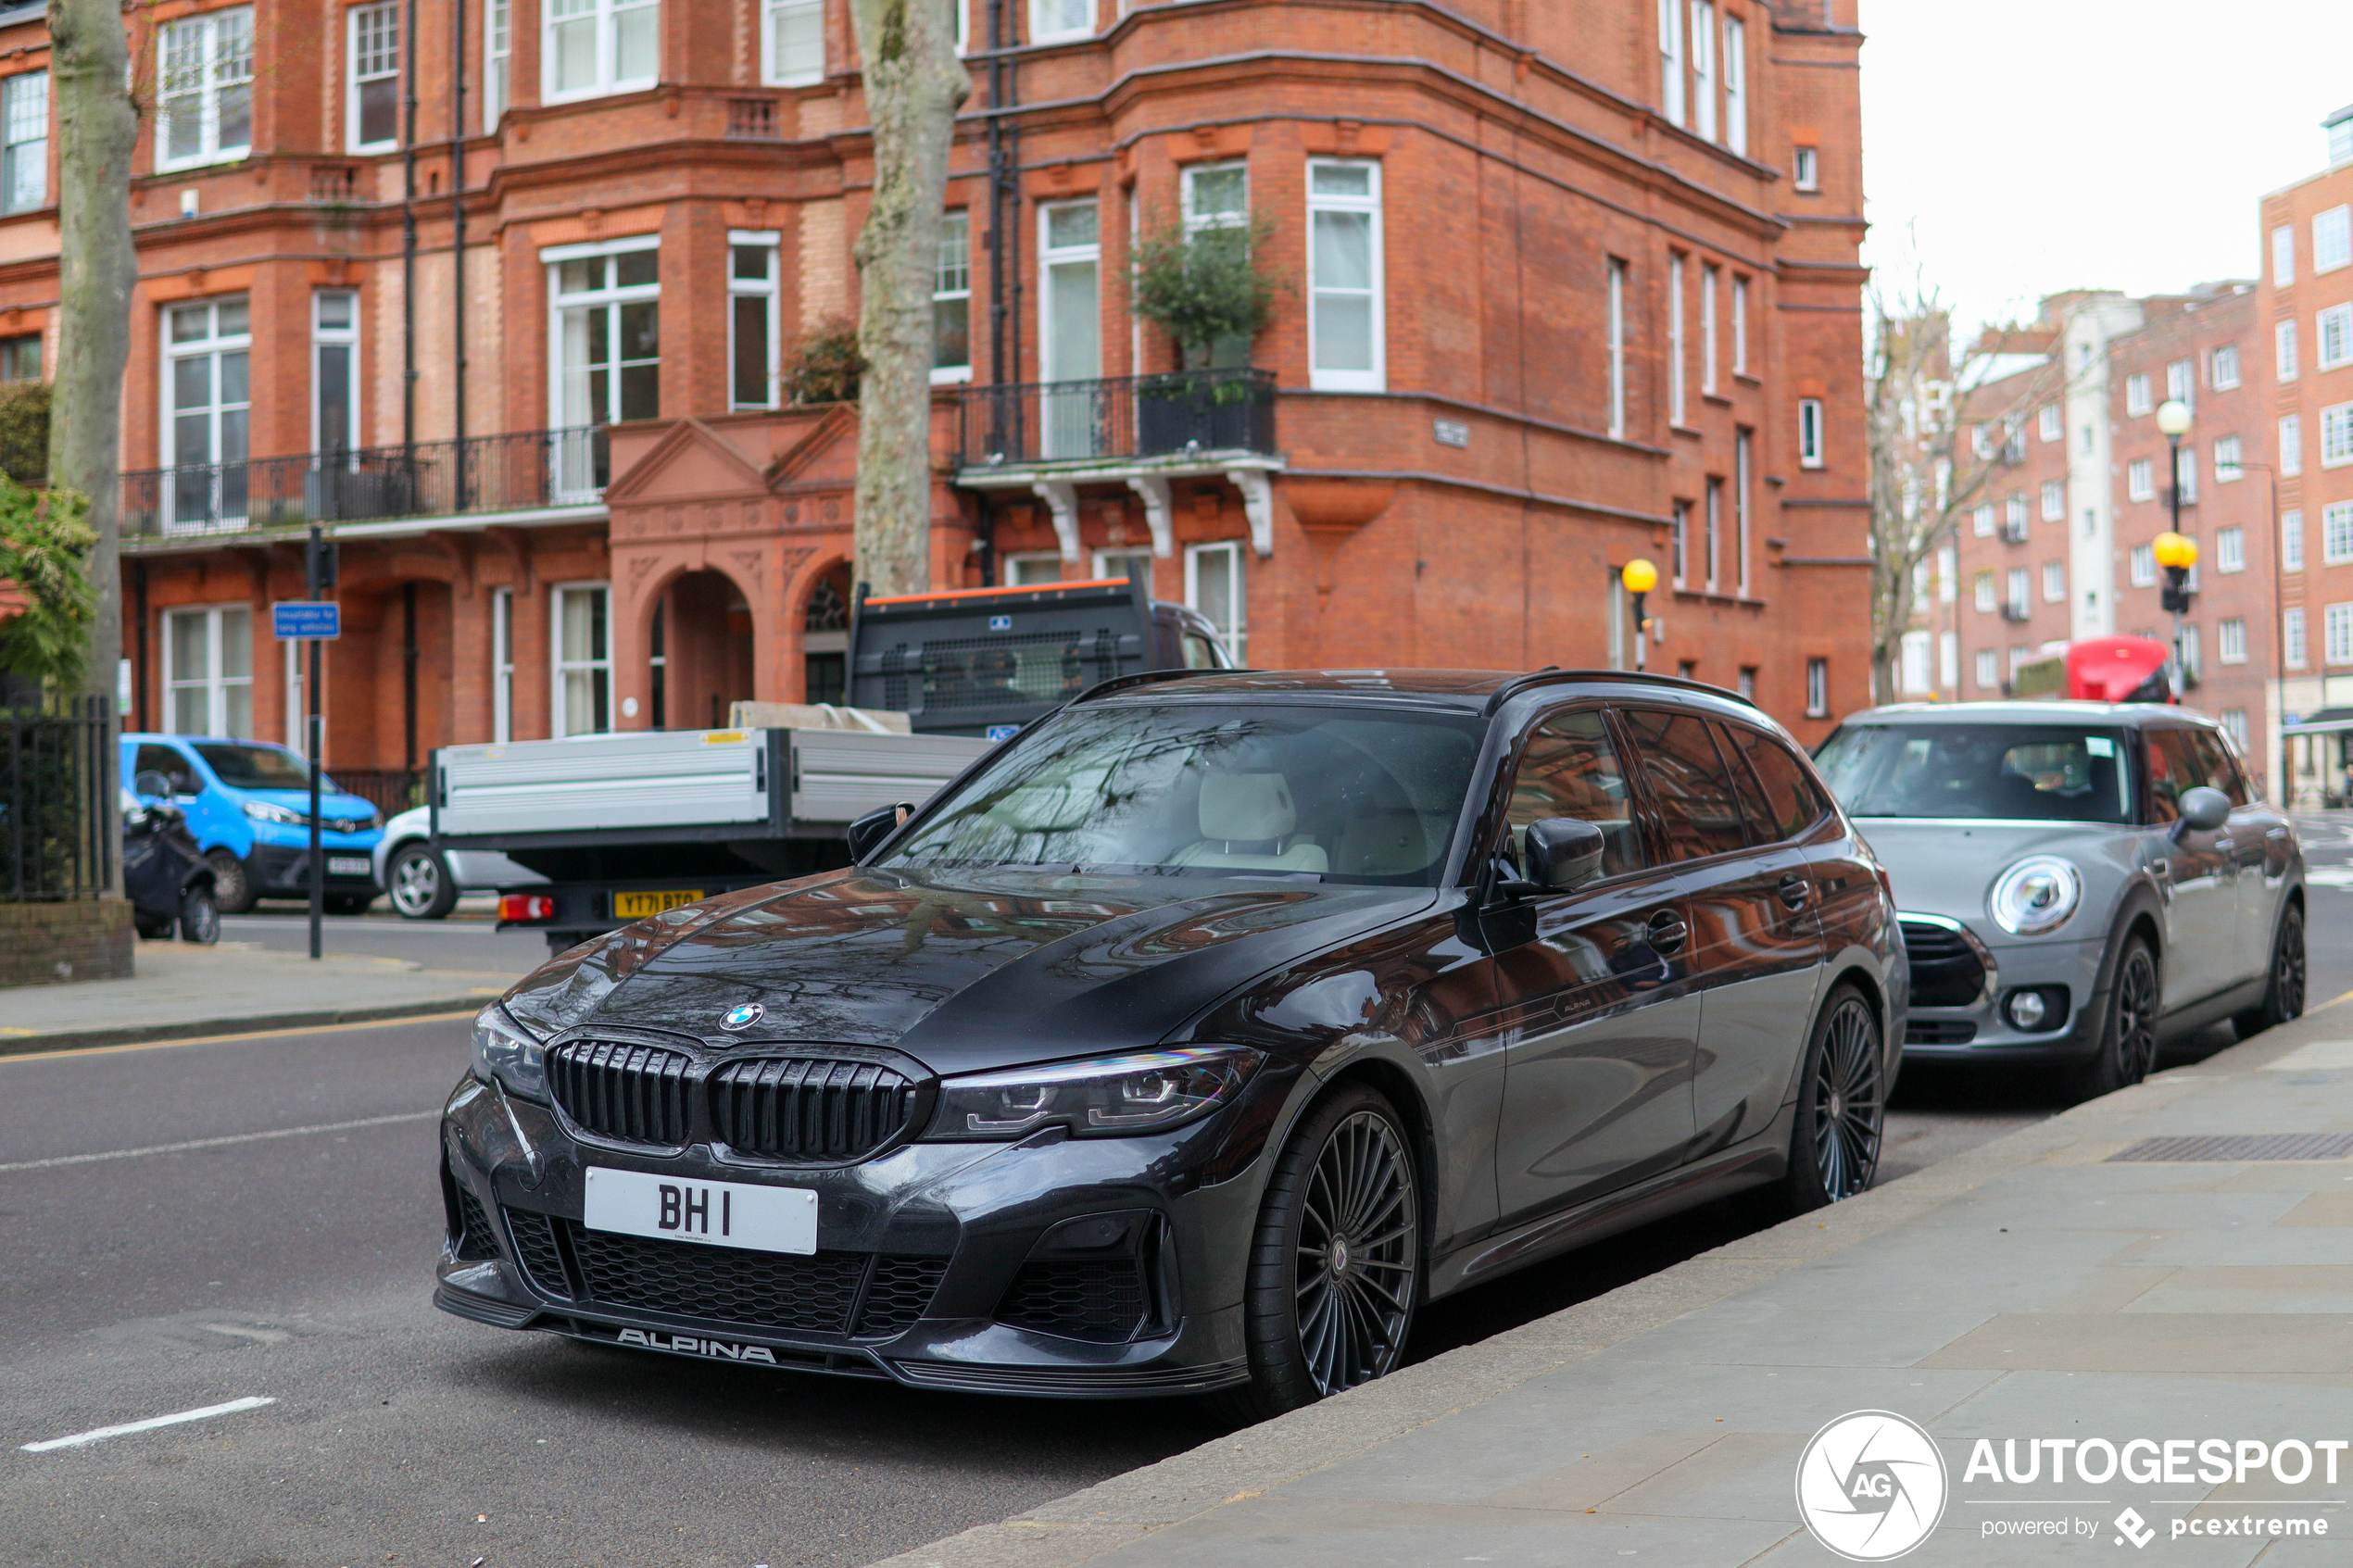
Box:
765, 406, 859, 490
604, 420, 772, 506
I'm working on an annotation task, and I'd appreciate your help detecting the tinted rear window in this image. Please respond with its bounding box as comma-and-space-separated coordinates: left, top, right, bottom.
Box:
1620, 709, 1748, 860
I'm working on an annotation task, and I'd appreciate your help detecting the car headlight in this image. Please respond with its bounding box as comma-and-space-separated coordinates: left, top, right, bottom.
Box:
1989, 856, 2082, 935
243, 799, 305, 826
924, 1047, 1261, 1140
472, 1003, 547, 1099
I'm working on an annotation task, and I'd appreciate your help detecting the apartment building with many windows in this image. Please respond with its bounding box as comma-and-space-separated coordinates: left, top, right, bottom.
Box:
0, 0, 1869, 791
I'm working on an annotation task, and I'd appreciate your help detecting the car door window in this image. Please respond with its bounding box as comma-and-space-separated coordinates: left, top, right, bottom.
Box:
1722, 724, 1827, 842
1619, 709, 1748, 861
2183, 729, 2248, 806
1715, 721, 1780, 846
2145, 731, 2204, 824
134, 743, 197, 797
1504, 709, 1646, 878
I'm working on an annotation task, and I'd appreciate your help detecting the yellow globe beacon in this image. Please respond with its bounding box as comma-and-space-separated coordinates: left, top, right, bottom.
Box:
1621, 558, 1659, 595
2152, 532, 2197, 571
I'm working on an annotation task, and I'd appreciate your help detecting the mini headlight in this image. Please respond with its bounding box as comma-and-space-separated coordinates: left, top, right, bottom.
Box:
471, 1003, 547, 1099
925, 1047, 1261, 1141
1989, 856, 2082, 935
243, 799, 305, 826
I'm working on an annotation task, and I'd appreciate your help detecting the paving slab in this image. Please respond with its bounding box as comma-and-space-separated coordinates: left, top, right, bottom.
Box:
0, 939, 520, 1054
866, 998, 2353, 1568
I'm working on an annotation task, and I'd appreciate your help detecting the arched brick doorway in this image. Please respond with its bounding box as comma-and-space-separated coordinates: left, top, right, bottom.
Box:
651, 568, 757, 731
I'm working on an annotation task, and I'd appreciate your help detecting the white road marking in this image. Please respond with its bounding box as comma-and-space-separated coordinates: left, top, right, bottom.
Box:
21, 1396, 276, 1452
0, 1110, 437, 1174
197, 1323, 291, 1345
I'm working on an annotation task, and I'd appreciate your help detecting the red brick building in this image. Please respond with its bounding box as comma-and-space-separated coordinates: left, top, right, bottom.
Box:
0, 0, 1870, 792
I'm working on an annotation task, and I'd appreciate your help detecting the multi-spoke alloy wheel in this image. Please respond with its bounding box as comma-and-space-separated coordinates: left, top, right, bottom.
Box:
1294, 1110, 1420, 1398
1227, 1084, 1423, 1420
1810, 995, 1885, 1203
2112, 943, 2158, 1085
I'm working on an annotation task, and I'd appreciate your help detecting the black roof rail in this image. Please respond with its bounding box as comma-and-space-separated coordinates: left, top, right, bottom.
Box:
1071, 668, 1234, 705
1480, 668, 1760, 716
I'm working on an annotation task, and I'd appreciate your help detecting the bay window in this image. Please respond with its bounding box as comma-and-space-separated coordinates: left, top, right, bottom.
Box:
157, 6, 254, 170
546, 0, 659, 101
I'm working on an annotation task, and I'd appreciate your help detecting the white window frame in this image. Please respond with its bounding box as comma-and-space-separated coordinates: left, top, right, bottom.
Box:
1305, 159, 1384, 394
932, 208, 972, 384
2175, 445, 2198, 504
1606, 258, 1628, 437
726, 230, 780, 409
2215, 434, 2243, 483
2180, 624, 2200, 679
2277, 319, 2298, 382
1972, 573, 1995, 613
1974, 648, 1997, 691
2329, 503, 2353, 568
1657, 0, 1684, 125
1185, 539, 1247, 664
2274, 224, 2297, 286
1038, 196, 1101, 392
1, 69, 47, 214
2130, 544, 2156, 586
761, 0, 823, 87
2040, 481, 2062, 521
2220, 619, 2247, 665
2042, 560, 2065, 603
491, 587, 515, 743
1689, 1, 1716, 142
2005, 567, 2030, 615
1730, 274, 1747, 376
1667, 253, 1686, 424
1735, 428, 1752, 596
162, 603, 254, 738
1001, 551, 1063, 587
2325, 402, 2353, 470
2038, 403, 2060, 442
311, 289, 359, 456
543, 0, 661, 105
2127, 458, 2153, 501
549, 582, 613, 739
346, 2, 400, 154
283, 637, 305, 755
544, 233, 661, 431
1805, 657, 1828, 718
2284, 508, 2305, 571
1704, 476, 1722, 592
1797, 396, 1823, 468
160, 295, 252, 530
1030, 0, 1095, 45
2209, 343, 2239, 389
1671, 499, 1690, 588
2316, 205, 2352, 275
1093, 546, 1153, 592
2329, 603, 2353, 669
1181, 160, 1250, 369
2284, 607, 2308, 670
2319, 305, 2353, 371
1972, 503, 1994, 537
1721, 12, 1745, 156
1792, 144, 1818, 192
2217, 525, 2245, 573
2124, 372, 2151, 417
484, 0, 511, 130
2283, 414, 2304, 477
1699, 261, 1718, 394
157, 6, 256, 172
2167, 359, 2194, 406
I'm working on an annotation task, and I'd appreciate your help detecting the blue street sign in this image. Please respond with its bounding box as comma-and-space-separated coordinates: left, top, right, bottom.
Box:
985, 724, 1019, 742
273, 601, 341, 639
988, 614, 1013, 632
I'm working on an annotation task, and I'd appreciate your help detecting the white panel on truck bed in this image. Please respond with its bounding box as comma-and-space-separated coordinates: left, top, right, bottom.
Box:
438, 730, 768, 837
791, 732, 994, 822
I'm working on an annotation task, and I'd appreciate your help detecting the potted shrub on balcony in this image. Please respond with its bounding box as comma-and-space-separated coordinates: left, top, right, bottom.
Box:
1129, 214, 1280, 457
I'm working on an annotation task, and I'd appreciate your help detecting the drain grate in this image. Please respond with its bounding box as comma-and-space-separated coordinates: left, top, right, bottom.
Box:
2107, 1133, 2353, 1163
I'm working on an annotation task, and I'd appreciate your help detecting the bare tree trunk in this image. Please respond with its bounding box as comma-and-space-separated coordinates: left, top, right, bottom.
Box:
49, 0, 137, 895
846, 0, 969, 597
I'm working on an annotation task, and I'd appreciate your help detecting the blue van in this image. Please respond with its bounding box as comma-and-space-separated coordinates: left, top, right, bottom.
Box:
121, 734, 385, 914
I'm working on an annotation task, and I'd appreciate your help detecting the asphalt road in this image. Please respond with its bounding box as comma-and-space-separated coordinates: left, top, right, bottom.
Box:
10, 830, 2348, 1568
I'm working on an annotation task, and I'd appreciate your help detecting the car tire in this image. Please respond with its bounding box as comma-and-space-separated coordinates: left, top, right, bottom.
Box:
207, 849, 255, 913
2233, 904, 2306, 1041
387, 841, 459, 920
325, 893, 375, 917
178, 887, 220, 944
1739, 984, 1886, 1226
2064, 936, 2159, 1102
1220, 1082, 1423, 1424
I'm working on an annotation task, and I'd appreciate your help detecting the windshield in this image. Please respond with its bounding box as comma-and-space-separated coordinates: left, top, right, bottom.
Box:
1812, 723, 2134, 823
193, 742, 321, 792
884, 702, 1486, 883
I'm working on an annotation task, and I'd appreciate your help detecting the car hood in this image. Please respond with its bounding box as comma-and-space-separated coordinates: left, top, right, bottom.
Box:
502, 866, 1437, 1076
1855, 818, 2145, 930
242, 786, 380, 820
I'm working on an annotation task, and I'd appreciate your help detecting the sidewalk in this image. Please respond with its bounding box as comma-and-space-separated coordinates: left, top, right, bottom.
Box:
876, 1007, 2353, 1568
0, 939, 522, 1055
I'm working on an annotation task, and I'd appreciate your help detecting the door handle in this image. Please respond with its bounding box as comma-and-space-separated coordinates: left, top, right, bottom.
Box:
1777, 872, 1811, 910
1646, 907, 1688, 954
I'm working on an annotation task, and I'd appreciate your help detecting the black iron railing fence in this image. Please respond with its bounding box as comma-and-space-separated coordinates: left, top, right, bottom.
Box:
1, 696, 110, 902
120, 425, 610, 539
331, 768, 424, 819
956, 369, 1277, 469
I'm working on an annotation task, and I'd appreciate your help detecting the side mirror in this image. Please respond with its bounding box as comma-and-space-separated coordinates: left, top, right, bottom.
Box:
132, 770, 170, 798
846, 800, 914, 862
1523, 818, 1608, 893
2176, 785, 2232, 834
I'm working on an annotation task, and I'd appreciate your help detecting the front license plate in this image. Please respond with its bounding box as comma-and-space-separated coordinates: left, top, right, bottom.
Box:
614, 887, 704, 919
583, 1167, 817, 1255
327, 856, 371, 876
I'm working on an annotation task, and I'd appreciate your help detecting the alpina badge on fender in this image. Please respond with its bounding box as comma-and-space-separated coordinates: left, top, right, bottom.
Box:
721, 1002, 763, 1031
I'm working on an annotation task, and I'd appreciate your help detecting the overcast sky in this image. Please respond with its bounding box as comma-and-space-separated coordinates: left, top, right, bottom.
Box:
1857, 1, 2353, 337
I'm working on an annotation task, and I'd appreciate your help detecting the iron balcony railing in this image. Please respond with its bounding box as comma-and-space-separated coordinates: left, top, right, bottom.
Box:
956, 368, 1277, 470
121, 425, 610, 540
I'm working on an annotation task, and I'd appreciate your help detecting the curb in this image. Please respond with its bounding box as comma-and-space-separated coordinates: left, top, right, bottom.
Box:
861, 1010, 2340, 1568
0, 994, 494, 1059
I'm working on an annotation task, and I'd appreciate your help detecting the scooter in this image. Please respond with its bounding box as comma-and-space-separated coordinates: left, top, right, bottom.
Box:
125, 769, 219, 943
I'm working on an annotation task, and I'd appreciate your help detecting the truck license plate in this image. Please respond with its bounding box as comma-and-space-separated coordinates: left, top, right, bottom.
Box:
614, 888, 704, 918
583, 1168, 817, 1255
327, 856, 371, 876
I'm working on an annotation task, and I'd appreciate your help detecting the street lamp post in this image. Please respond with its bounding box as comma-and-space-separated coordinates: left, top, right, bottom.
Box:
2155, 399, 2196, 699
1621, 558, 1658, 672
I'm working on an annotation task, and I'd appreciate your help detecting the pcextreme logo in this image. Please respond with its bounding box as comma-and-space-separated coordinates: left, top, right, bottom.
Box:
1795, 1411, 1951, 1562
